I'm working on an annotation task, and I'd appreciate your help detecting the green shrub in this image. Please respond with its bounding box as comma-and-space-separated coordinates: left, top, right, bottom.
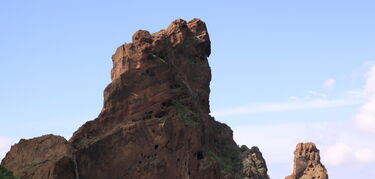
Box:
74, 136, 99, 149
174, 101, 199, 127
150, 54, 167, 64
0, 165, 18, 179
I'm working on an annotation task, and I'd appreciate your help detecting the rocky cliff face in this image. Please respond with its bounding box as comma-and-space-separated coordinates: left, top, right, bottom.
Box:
285, 143, 328, 179
1, 18, 270, 179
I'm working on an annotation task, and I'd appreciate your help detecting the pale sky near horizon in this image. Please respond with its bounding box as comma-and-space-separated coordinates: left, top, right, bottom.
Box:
1, 0, 375, 178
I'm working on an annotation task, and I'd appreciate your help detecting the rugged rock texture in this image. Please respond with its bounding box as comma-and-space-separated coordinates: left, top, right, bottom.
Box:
1, 135, 75, 179
68, 17, 239, 179
240, 146, 269, 179
1, 18, 270, 179
286, 143, 328, 179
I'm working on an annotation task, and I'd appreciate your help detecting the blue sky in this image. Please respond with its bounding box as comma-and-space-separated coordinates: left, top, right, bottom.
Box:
1, 0, 375, 178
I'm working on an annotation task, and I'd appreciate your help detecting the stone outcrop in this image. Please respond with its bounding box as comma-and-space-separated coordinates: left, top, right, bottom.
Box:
1, 18, 270, 179
240, 146, 270, 179
1, 135, 75, 179
286, 143, 328, 179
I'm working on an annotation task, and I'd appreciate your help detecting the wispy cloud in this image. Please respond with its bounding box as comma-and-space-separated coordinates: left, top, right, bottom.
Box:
228, 63, 375, 178
354, 65, 375, 135
324, 143, 351, 166
304, 90, 328, 98
234, 121, 375, 167
355, 148, 375, 163
211, 99, 359, 117
323, 78, 336, 90
324, 143, 375, 166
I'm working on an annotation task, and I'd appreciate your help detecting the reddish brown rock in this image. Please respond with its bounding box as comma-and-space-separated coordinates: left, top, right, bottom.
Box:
286, 143, 328, 179
1, 135, 75, 179
2, 18, 269, 179
70, 18, 231, 178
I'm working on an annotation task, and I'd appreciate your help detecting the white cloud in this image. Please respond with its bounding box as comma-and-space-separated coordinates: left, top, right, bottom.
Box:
363, 66, 375, 94
0, 136, 16, 161
323, 78, 336, 90
211, 99, 358, 117
323, 145, 375, 166
231, 121, 375, 178
305, 90, 328, 98
324, 143, 351, 166
354, 97, 375, 135
355, 148, 375, 163
232, 120, 375, 165
233, 121, 351, 165
355, 65, 375, 135
234, 123, 304, 163
345, 90, 363, 97
216, 62, 375, 178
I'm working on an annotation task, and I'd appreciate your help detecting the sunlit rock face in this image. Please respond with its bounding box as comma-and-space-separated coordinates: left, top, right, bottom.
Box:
285, 143, 329, 179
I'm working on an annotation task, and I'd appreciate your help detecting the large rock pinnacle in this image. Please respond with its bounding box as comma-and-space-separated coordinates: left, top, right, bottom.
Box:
1, 18, 270, 179
286, 143, 329, 179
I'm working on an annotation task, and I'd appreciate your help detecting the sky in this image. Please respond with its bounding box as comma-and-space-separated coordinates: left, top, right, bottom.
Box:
1, 0, 375, 178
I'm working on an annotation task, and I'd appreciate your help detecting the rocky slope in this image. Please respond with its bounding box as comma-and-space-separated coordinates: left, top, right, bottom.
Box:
285, 143, 328, 179
1, 18, 270, 179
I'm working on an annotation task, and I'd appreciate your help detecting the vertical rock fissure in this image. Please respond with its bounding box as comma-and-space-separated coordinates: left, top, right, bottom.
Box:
73, 154, 80, 179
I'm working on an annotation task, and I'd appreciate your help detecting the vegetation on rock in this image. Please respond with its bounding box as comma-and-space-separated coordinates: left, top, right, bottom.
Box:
0, 166, 18, 179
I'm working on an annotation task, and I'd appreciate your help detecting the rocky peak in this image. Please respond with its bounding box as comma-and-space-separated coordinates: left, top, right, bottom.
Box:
71, 18, 212, 142
0, 18, 332, 179
2, 18, 271, 179
286, 142, 328, 179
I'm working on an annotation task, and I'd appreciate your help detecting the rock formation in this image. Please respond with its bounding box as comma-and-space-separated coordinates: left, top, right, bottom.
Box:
1, 18, 270, 179
285, 143, 328, 179
1, 135, 75, 178
240, 146, 270, 179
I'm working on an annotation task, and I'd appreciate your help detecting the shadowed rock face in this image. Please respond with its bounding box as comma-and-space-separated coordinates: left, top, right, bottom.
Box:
286, 143, 328, 179
1, 18, 270, 179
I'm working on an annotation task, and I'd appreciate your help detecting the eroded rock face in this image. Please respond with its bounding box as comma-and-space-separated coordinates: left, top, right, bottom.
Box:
1, 18, 269, 179
1, 135, 75, 179
70, 18, 233, 179
240, 146, 270, 179
286, 143, 328, 179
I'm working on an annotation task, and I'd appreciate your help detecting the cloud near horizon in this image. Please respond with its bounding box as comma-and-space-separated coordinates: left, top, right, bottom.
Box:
233, 120, 375, 178
223, 63, 375, 178
211, 98, 359, 117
